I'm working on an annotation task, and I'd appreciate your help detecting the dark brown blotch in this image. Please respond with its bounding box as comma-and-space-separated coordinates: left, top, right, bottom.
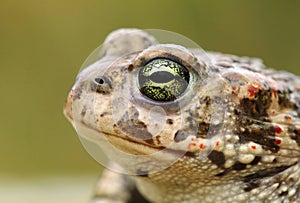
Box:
277, 89, 297, 109
136, 169, 149, 177
73, 83, 84, 100
242, 165, 292, 192
127, 186, 151, 203
81, 105, 87, 117
243, 179, 261, 192
197, 122, 211, 138
207, 150, 225, 168
238, 118, 280, 153
117, 107, 153, 141
174, 130, 188, 143
215, 161, 247, 177
100, 112, 109, 117
289, 126, 300, 147
239, 88, 273, 118
166, 119, 173, 125
127, 64, 134, 72
232, 161, 247, 171
242, 165, 291, 184
249, 156, 262, 165
278, 191, 288, 197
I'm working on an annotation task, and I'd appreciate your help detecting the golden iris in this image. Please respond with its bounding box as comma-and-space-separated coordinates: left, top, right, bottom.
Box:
138, 58, 190, 101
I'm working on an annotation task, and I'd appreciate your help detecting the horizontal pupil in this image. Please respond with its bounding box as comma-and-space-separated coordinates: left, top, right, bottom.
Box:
149, 71, 175, 83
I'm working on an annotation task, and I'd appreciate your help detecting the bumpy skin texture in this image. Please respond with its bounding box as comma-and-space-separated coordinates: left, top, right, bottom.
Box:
64, 29, 300, 203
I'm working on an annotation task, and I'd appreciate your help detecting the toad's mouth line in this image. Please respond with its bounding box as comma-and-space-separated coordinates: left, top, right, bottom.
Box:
79, 120, 197, 158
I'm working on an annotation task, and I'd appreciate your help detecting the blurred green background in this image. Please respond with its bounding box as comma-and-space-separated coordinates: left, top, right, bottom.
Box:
0, 0, 299, 202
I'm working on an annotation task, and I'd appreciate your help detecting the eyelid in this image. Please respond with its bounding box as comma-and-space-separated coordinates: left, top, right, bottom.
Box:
132, 44, 201, 74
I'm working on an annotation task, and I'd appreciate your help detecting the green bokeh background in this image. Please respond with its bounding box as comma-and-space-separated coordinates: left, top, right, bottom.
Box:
1, 0, 299, 178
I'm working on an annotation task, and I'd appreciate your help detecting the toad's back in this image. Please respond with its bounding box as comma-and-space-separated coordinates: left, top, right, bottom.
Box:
64, 29, 300, 203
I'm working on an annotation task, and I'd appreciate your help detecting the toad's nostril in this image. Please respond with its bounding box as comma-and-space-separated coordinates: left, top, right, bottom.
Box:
95, 77, 105, 85
92, 76, 112, 94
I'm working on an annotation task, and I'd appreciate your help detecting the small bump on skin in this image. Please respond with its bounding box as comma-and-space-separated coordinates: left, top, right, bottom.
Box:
223, 144, 236, 157
285, 114, 292, 120
261, 155, 276, 163
246, 142, 264, 155
247, 84, 259, 98
275, 137, 282, 145
224, 159, 235, 168
238, 154, 255, 164
166, 119, 173, 125
216, 61, 233, 68
274, 125, 282, 134
199, 142, 205, 149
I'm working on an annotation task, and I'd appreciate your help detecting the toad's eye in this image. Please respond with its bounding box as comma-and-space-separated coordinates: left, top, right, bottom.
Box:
138, 58, 190, 102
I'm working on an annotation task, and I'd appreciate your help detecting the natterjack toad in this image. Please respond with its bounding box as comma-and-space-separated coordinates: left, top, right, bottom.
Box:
64, 29, 300, 203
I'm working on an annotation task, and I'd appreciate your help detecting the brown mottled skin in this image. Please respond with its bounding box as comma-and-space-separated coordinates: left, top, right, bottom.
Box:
64, 29, 300, 203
